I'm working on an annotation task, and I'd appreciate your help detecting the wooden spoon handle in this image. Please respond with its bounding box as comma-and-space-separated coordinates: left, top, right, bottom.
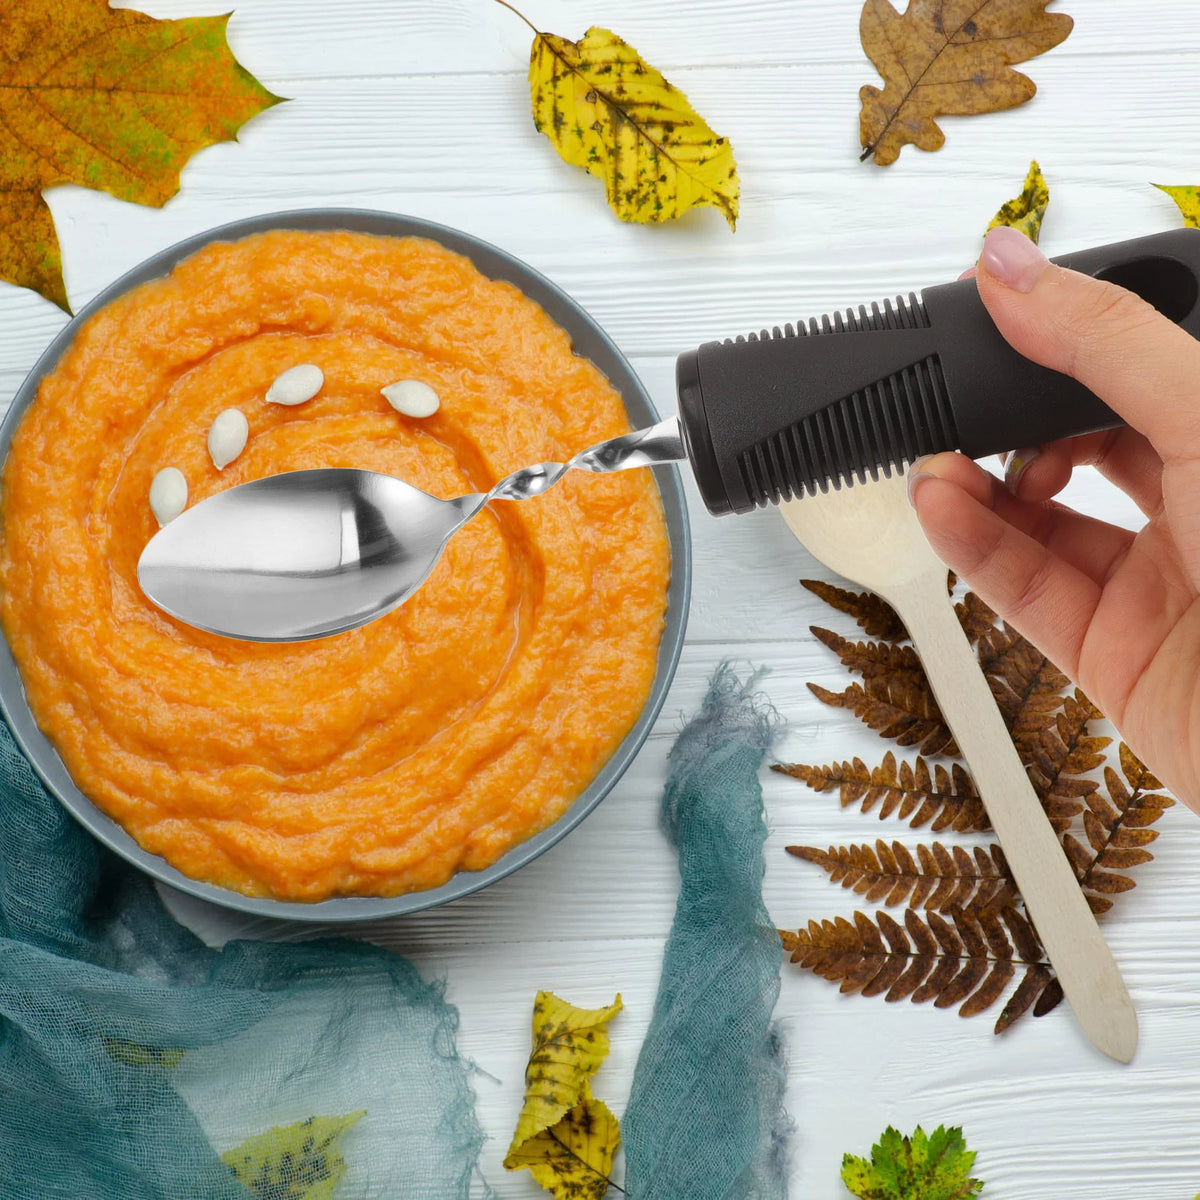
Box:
896, 582, 1138, 1063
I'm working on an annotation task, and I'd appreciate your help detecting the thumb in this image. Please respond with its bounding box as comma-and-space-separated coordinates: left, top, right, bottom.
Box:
975, 225, 1200, 460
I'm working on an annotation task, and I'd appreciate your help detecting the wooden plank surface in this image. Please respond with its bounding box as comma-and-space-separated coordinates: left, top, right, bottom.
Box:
4, 1, 1200, 1195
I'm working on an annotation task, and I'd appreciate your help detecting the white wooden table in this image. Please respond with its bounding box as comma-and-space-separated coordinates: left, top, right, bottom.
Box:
5, 2, 1200, 1195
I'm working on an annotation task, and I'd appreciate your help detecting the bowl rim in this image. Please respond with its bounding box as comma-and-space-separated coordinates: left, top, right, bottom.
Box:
0, 207, 692, 922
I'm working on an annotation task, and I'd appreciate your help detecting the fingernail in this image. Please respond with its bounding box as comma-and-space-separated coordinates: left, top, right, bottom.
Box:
1005, 447, 1039, 493
907, 456, 934, 508
980, 226, 1049, 293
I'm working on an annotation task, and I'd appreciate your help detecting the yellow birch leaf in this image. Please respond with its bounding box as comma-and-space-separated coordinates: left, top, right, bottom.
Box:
1154, 184, 1200, 229
504, 1081, 621, 1200
986, 160, 1049, 243
498, 3, 738, 228
220, 1112, 365, 1200
508, 990, 623, 1151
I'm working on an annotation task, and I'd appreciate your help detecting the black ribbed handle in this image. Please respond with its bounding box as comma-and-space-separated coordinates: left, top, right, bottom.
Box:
677, 228, 1200, 515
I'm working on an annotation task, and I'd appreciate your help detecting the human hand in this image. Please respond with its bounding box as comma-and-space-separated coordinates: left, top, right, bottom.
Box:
907, 224, 1200, 812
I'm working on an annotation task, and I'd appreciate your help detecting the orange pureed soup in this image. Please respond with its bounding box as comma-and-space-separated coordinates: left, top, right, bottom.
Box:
0, 231, 670, 901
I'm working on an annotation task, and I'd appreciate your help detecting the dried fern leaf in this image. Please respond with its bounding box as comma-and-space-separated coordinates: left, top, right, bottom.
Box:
1119, 742, 1164, 792
955, 591, 997, 645
975, 621, 1069, 751
810, 627, 927, 685
994, 965, 1059, 1033
1023, 690, 1109, 833
808, 678, 956, 757
801, 579, 907, 642
786, 582, 1171, 1040
786, 839, 1016, 914
773, 753, 987, 832
780, 906, 1054, 1028
1064, 750, 1175, 910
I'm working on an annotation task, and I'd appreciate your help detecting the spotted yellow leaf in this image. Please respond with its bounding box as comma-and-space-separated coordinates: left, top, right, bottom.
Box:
509, 990, 622, 1148
987, 160, 1049, 243
505, 991, 623, 1197
220, 1111, 365, 1200
504, 1080, 621, 1200
1155, 184, 1200, 229
499, 4, 738, 228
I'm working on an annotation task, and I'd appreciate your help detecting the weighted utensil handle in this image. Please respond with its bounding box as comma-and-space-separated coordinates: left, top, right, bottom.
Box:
677, 228, 1200, 515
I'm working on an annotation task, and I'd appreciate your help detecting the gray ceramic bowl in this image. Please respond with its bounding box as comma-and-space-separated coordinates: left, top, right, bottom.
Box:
0, 208, 691, 921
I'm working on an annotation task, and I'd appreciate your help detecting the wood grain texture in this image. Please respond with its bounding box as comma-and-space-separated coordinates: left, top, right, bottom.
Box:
5, 0, 1200, 1194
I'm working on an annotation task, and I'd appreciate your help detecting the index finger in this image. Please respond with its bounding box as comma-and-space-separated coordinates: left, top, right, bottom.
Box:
975, 226, 1200, 460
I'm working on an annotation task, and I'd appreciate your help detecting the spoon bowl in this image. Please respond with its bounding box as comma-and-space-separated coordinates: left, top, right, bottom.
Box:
139, 418, 685, 642
139, 469, 485, 641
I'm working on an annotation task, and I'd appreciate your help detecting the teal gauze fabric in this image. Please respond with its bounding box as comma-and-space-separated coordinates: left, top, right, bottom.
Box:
0, 719, 487, 1199
623, 665, 792, 1200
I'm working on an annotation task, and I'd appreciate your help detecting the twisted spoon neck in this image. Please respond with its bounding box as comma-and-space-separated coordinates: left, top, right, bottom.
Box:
485, 416, 685, 505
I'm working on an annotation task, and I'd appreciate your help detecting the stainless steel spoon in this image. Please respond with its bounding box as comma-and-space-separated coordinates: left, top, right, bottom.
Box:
137, 417, 686, 641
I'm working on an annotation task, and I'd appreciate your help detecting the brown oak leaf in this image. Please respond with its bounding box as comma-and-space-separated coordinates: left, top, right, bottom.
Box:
858, 0, 1073, 166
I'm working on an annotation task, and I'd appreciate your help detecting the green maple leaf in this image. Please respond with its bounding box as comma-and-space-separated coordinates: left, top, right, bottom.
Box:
842, 1125, 983, 1200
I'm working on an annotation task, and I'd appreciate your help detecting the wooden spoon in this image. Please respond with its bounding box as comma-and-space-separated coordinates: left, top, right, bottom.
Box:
781, 470, 1138, 1063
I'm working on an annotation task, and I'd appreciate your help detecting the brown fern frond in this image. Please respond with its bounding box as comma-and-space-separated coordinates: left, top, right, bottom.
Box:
976, 622, 1069, 758
810, 627, 926, 684
779, 906, 1057, 1030
786, 839, 1016, 914
994, 966, 1060, 1033
955, 591, 997, 645
1119, 742, 1164, 792
784, 581, 1172, 1041
773, 752, 987, 832
807, 678, 956, 756
1021, 690, 1110, 833
801, 579, 908, 642
1062, 744, 1175, 913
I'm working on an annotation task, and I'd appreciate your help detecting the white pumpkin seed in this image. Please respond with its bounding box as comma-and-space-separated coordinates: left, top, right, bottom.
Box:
207, 408, 249, 470
150, 468, 188, 526
266, 363, 323, 406
382, 378, 439, 418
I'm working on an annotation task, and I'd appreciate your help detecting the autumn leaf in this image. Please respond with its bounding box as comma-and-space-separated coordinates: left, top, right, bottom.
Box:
505, 990, 623, 1199
0, 1, 282, 311
102, 1037, 184, 1069
859, 0, 1073, 166
987, 160, 1049, 243
780, 583, 1172, 1035
1155, 184, 1200, 228
505, 1081, 621, 1200
497, 1, 738, 228
221, 1112, 365, 1200
842, 1124, 983, 1199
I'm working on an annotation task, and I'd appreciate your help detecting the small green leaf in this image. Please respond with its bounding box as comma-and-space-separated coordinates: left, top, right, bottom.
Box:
221, 1112, 366, 1200
842, 1124, 983, 1200
987, 161, 1049, 244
